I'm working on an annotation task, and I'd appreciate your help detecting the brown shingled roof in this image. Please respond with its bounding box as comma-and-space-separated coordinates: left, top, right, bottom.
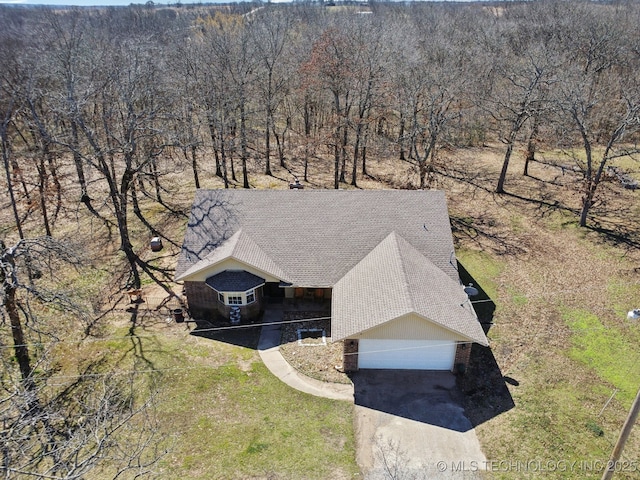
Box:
176, 189, 458, 285
176, 189, 488, 345
331, 232, 488, 346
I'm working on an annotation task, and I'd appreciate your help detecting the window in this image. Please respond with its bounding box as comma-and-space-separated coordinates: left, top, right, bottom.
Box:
215, 289, 258, 306
227, 295, 242, 305
246, 290, 255, 304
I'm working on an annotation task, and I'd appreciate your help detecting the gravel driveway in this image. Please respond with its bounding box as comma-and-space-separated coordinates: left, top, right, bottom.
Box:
352, 370, 486, 480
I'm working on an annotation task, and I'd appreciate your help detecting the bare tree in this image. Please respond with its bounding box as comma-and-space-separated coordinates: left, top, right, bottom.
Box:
1, 367, 164, 479
300, 27, 355, 189
1, 236, 165, 479
249, 7, 293, 175
471, 5, 558, 194
554, 5, 640, 226
374, 437, 420, 480
1, 237, 85, 385
390, 21, 468, 189
0, 30, 26, 240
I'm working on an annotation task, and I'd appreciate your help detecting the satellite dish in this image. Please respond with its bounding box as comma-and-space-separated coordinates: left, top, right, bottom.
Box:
627, 309, 640, 320
464, 284, 479, 297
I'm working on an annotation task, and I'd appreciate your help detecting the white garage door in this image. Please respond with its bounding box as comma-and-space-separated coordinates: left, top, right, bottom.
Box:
358, 339, 456, 370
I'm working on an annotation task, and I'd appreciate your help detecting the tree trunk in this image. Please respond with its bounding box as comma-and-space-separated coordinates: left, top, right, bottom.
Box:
71, 120, 109, 231
184, 146, 200, 189
304, 100, 312, 183
71, 120, 87, 193
229, 137, 237, 182
6, 284, 33, 383
332, 92, 341, 190
1, 122, 24, 240
149, 157, 163, 205
523, 117, 538, 177
333, 138, 340, 189
240, 94, 250, 189
207, 112, 223, 178
579, 190, 592, 227
45, 148, 62, 223
351, 122, 362, 187
496, 143, 513, 194
218, 128, 229, 188
36, 155, 52, 237
398, 115, 406, 162
265, 111, 272, 176
339, 125, 348, 184
419, 161, 427, 190
119, 195, 140, 288
361, 124, 369, 176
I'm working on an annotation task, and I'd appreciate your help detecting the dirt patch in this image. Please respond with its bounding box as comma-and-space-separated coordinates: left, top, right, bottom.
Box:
279, 311, 351, 385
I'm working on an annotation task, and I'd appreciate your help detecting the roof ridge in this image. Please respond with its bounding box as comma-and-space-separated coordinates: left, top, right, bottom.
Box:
385, 231, 416, 313
230, 229, 291, 281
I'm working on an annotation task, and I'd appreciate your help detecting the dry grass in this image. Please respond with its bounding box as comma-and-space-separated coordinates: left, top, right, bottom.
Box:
2, 138, 640, 479
438, 146, 640, 479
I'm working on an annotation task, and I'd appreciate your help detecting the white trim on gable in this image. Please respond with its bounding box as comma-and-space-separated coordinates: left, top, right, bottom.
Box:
353, 312, 476, 343
180, 257, 283, 283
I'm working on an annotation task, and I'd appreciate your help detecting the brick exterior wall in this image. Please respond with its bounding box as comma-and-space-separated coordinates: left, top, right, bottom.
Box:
454, 342, 472, 374
184, 281, 218, 319
184, 281, 264, 322
343, 339, 359, 372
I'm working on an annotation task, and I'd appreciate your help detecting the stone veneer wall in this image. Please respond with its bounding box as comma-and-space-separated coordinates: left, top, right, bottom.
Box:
343, 339, 359, 372
454, 342, 472, 374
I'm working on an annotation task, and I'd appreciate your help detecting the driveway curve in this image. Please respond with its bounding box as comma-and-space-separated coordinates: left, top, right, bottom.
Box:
257, 309, 485, 479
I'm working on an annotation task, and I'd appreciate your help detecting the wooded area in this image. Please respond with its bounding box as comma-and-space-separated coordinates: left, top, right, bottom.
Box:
1, 1, 640, 478
2, 1, 640, 243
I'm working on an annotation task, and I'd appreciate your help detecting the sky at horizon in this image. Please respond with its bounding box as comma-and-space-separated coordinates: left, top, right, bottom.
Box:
2, 0, 305, 5
1, 0, 181, 5
0, 0, 476, 7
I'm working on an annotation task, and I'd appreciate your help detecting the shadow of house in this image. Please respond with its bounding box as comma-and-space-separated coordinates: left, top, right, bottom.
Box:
456, 262, 515, 427
350, 370, 477, 432
190, 319, 262, 350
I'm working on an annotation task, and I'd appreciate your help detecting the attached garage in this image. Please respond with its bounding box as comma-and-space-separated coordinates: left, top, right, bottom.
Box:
357, 339, 456, 371
176, 190, 490, 374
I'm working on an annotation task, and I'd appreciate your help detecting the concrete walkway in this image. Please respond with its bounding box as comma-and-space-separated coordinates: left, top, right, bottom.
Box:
257, 306, 485, 480
257, 305, 354, 401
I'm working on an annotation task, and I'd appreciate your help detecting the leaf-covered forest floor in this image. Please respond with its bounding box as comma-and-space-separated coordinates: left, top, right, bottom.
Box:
2, 142, 639, 479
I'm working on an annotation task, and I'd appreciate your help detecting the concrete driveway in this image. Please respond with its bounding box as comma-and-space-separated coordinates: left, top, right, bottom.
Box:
352, 370, 486, 480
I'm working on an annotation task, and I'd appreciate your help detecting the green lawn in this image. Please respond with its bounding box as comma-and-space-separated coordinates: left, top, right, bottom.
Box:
89, 320, 358, 480
456, 214, 640, 480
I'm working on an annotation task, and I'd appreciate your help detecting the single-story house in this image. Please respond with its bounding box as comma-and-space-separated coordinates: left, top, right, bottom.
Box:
175, 189, 488, 372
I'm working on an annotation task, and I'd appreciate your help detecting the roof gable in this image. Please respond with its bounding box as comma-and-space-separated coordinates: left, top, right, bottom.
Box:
356, 312, 471, 341
331, 232, 488, 346
176, 229, 290, 282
